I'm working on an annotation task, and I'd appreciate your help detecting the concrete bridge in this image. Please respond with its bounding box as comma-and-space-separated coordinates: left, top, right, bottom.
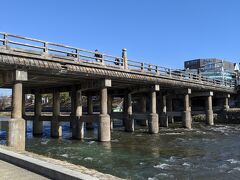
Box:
0, 32, 237, 150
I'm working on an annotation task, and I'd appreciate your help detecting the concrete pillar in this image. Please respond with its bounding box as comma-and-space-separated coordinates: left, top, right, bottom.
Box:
108, 95, 113, 130
70, 87, 76, 128
160, 94, 168, 127
12, 83, 23, 119
8, 82, 25, 150
33, 90, 43, 136
22, 93, 27, 132
98, 87, 111, 141
224, 94, 230, 110
86, 95, 94, 130
72, 89, 84, 139
139, 96, 148, 126
125, 93, 134, 132
22, 93, 25, 118
123, 95, 127, 127
51, 89, 62, 138
182, 93, 192, 129
149, 90, 159, 133
206, 94, 214, 125
167, 96, 174, 123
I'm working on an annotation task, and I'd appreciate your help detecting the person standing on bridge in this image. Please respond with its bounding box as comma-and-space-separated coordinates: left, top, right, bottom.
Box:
94, 49, 103, 63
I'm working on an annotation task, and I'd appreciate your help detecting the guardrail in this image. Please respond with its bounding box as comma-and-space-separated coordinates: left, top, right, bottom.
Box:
0, 32, 236, 88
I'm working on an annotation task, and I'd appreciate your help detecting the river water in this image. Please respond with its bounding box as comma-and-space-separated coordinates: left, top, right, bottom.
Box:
1, 119, 240, 179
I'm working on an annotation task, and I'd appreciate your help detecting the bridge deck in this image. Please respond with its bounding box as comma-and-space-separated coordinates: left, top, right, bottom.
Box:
0, 32, 236, 93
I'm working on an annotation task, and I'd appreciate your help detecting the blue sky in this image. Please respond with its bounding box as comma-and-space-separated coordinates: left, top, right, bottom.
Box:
1, 0, 240, 95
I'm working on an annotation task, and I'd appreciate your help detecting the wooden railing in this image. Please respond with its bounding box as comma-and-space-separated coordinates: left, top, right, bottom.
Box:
0, 32, 236, 88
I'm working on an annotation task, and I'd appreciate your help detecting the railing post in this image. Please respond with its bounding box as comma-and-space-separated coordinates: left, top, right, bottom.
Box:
155, 66, 158, 74
3, 33, 8, 47
43, 42, 48, 53
101, 54, 105, 65
141, 62, 144, 72
75, 49, 79, 60
122, 48, 128, 70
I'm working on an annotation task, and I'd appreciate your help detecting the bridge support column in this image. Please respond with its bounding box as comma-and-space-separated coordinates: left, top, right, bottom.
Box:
167, 96, 174, 123
72, 89, 84, 139
149, 89, 159, 133
70, 86, 76, 129
86, 95, 94, 130
139, 96, 148, 126
22, 93, 27, 131
224, 94, 230, 110
160, 93, 168, 127
33, 90, 43, 136
51, 89, 62, 138
108, 95, 113, 130
182, 89, 192, 129
98, 87, 111, 141
206, 93, 214, 125
8, 81, 25, 151
125, 93, 134, 132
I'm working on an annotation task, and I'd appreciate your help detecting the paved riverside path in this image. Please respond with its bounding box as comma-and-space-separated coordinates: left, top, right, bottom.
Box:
0, 159, 49, 180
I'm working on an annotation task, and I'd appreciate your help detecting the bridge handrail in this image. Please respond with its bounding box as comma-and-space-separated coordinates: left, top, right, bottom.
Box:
0, 32, 235, 88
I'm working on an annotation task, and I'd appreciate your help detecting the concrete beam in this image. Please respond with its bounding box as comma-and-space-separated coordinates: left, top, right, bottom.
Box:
0, 70, 28, 84
191, 91, 213, 98
81, 79, 111, 91
175, 88, 191, 95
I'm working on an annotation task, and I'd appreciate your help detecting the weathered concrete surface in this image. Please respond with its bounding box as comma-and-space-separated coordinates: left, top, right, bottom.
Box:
51, 89, 62, 138
0, 146, 122, 180
0, 159, 49, 180
182, 111, 192, 128
148, 113, 159, 134
98, 114, 111, 141
98, 87, 111, 141
12, 82, 22, 119
7, 118, 25, 151
182, 93, 192, 129
206, 95, 214, 125
72, 89, 84, 139
149, 90, 159, 133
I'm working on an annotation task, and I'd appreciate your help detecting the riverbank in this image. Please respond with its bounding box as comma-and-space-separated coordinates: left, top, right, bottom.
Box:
0, 145, 122, 180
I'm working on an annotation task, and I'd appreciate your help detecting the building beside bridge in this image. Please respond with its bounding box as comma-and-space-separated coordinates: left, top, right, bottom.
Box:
184, 58, 239, 83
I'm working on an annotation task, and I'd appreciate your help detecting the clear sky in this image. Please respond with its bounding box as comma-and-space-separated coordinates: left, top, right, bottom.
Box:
0, 0, 240, 95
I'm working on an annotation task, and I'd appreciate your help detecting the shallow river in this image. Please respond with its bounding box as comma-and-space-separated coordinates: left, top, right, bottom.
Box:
1, 120, 240, 179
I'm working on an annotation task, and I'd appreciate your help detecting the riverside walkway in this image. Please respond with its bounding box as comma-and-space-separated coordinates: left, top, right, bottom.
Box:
0, 32, 238, 151
0, 159, 49, 180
